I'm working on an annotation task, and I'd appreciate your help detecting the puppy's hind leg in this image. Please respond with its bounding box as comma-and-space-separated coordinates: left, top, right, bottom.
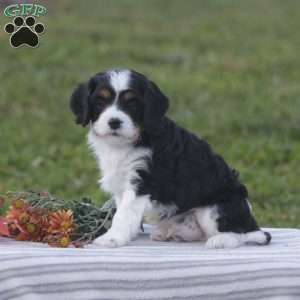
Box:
200, 198, 272, 249
151, 210, 205, 242
245, 230, 272, 245
205, 230, 272, 249
205, 233, 245, 249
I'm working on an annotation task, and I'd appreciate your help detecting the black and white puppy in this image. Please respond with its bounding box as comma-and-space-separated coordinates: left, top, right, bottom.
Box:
70, 69, 271, 248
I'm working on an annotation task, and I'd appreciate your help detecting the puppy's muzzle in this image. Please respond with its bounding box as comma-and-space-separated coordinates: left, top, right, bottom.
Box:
108, 118, 123, 130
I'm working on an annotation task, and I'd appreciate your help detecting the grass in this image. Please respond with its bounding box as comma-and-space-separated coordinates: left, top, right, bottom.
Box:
0, 0, 299, 227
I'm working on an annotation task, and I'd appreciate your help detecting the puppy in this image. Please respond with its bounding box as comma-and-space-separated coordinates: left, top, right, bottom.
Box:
70, 69, 271, 248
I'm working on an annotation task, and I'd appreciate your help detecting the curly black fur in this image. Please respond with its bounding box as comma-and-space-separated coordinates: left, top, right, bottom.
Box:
135, 118, 259, 233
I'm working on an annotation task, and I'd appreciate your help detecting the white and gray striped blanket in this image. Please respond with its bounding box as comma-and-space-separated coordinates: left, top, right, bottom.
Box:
0, 227, 299, 300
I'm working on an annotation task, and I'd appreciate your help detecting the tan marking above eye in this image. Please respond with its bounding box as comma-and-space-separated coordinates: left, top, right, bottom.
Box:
98, 88, 111, 99
123, 90, 137, 100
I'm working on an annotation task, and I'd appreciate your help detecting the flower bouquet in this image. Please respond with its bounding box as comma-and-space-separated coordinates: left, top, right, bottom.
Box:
0, 191, 115, 247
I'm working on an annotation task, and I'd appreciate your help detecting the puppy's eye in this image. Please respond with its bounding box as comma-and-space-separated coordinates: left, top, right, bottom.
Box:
125, 97, 138, 103
98, 88, 111, 99
123, 91, 138, 104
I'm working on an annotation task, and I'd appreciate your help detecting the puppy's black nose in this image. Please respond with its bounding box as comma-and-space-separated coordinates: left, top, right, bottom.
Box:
108, 118, 122, 130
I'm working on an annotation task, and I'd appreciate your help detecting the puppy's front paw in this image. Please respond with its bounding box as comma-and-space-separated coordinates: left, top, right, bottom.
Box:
90, 238, 119, 248
85, 233, 129, 248
205, 234, 241, 249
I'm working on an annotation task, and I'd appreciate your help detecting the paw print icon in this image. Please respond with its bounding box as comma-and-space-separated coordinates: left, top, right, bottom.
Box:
4, 16, 45, 48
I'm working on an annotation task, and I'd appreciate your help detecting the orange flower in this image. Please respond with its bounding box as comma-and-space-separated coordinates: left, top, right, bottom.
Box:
14, 217, 43, 241
45, 233, 72, 248
5, 199, 49, 242
26, 223, 38, 234
59, 235, 71, 247
6, 198, 31, 226
12, 198, 28, 210
19, 212, 30, 224
3, 195, 77, 248
48, 210, 74, 235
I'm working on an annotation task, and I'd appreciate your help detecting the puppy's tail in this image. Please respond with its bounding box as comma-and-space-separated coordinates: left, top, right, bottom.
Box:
244, 230, 272, 245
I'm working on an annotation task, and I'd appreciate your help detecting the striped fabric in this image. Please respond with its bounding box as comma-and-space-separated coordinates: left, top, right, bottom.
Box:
0, 227, 300, 300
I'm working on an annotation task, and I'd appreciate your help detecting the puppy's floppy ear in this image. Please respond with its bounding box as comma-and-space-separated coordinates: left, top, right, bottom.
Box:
143, 80, 169, 134
70, 78, 97, 127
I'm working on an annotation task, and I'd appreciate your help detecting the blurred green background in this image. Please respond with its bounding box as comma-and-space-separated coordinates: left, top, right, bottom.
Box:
0, 0, 299, 227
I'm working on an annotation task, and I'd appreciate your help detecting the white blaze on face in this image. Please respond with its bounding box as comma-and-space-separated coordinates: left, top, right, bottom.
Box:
108, 70, 131, 95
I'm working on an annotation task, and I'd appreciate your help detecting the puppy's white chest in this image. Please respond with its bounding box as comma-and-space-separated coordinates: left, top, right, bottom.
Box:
100, 159, 128, 196
96, 146, 151, 199
88, 130, 152, 198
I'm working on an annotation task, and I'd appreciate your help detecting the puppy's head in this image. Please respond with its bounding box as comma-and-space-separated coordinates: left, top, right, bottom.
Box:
70, 69, 169, 144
